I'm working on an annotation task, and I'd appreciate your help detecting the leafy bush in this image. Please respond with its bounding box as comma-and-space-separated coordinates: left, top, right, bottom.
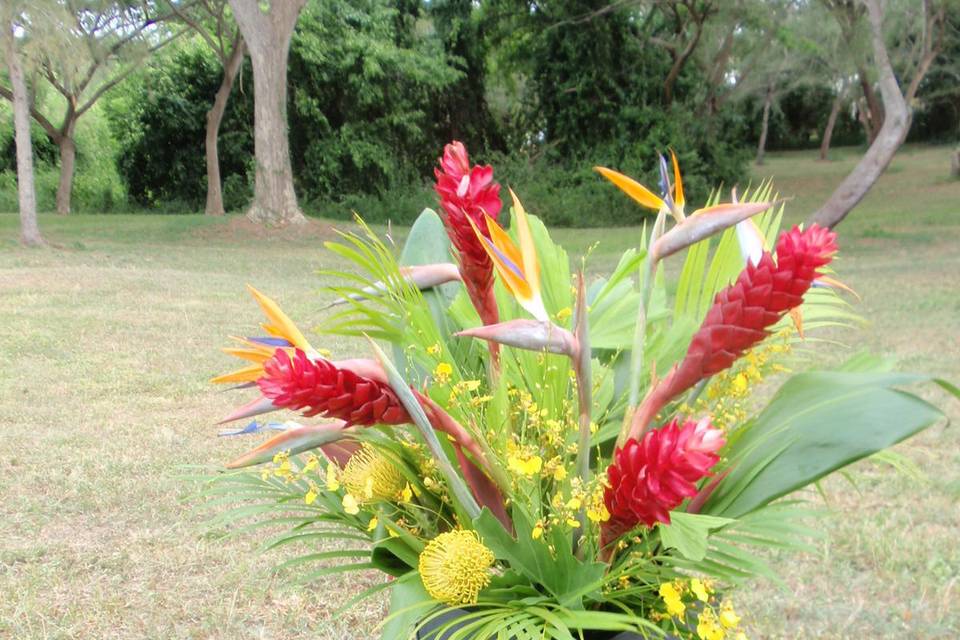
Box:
0, 122, 58, 173
106, 43, 254, 210
287, 0, 464, 201
0, 102, 125, 213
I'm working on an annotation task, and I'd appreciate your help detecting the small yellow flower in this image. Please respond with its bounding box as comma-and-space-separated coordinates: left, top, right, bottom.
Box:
460, 380, 481, 392
470, 394, 493, 407
508, 454, 543, 476
367, 517, 378, 532
303, 454, 320, 473
659, 583, 685, 618
531, 524, 544, 540
691, 578, 709, 603
565, 517, 580, 528
697, 608, 724, 640
304, 487, 318, 505
326, 463, 341, 491
720, 601, 741, 629
587, 503, 610, 523
433, 362, 453, 384
553, 465, 568, 481
427, 343, 442, 356
555, 307, 572, 322
342, 493, 360, 515
565, 497, 582, 510
732, 372, 748, 394
400, 484, 413, 503
659, 583, 681, 601
418, 530, 494, 606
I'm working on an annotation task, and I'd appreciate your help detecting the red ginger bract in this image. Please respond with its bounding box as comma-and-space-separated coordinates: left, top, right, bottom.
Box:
257, 349, 409, 426
629, 224, 837, 438
603, 418, 724, 541
434, 141, 503, 325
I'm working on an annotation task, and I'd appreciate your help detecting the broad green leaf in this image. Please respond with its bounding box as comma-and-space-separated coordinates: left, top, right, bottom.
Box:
659, 512, 733, 561
473, 507, 605, 607
371, 535, 420, 577
399, 208, 458, 316
706, 371, 945, 517
379, 572, 434, 640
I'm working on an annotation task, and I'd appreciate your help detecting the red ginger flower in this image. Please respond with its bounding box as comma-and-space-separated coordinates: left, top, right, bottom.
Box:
603, 418, 724, 540
434, 141, 503, 325
257, 349, 409, 426
628, 224, 837, 439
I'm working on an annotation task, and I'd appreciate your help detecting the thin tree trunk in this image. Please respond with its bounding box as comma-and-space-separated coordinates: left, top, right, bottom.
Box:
229, 0, 306, 227
857, 65, 882, 143
855, 97, 872, 142
951, 148, 960, 179
756, 86, 774, 166
819, 89, 844, 161
702, 26, 735, 116
807, 0, 911, 229
55, 116, 77, 215
3, 18, 42, 246
205, 39, 245, 216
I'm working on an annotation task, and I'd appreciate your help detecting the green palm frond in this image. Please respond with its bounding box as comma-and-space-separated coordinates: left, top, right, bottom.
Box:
662, 502, 820, 585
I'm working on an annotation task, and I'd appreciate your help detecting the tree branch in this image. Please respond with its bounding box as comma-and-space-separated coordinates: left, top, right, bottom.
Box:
76, 27, 188, 116
807, 0, 911, 228
0, 84, 63, 142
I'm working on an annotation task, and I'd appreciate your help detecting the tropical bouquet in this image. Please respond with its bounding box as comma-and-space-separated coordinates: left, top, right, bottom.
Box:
203, 142, 953, 640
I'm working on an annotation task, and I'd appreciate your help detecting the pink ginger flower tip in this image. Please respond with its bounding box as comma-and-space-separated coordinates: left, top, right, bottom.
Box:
604, 418, 725, 529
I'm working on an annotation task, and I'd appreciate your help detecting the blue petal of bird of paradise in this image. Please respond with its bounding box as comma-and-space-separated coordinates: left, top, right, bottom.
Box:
218, 420, 292, 437
246, 336, 292, 347
658, 153, 675, 211
478, 232, 526, 283
225, 422, 350, 469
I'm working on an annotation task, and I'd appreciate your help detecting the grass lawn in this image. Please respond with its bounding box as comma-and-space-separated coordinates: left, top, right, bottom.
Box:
1, 145, 958, 639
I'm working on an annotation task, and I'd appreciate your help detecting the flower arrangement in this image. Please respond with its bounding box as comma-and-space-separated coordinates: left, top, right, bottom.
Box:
205, 142, 953, 639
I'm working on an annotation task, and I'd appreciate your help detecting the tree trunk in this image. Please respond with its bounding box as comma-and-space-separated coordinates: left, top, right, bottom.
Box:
3, 18, 42, 246
205, 39, 245, 216
807, 0, 911, 229
819, 89, 844, 161
229, 0, 306, 226
756, 86, 774, 166
951, 148, 960, 179
857, 65, 883, 144
55, 117, 77, 216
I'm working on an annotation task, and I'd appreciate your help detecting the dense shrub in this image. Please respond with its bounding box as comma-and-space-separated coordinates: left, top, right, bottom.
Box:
311, 108, 750, 228
107, 44, 255, 210
286, 0, 466, 200
0, 102, 125, 213
0, 122, 57, 172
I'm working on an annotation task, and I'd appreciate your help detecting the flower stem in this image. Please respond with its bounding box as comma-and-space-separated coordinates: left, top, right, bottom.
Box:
367, 337, 482, 521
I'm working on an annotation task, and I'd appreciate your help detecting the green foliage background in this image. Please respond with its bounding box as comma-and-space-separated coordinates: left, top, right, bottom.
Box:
2, 0, 956, 224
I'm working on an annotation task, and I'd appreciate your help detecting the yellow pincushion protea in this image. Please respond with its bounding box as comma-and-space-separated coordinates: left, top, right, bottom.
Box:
418, 530, 494, 606
341, 443, 406, 503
